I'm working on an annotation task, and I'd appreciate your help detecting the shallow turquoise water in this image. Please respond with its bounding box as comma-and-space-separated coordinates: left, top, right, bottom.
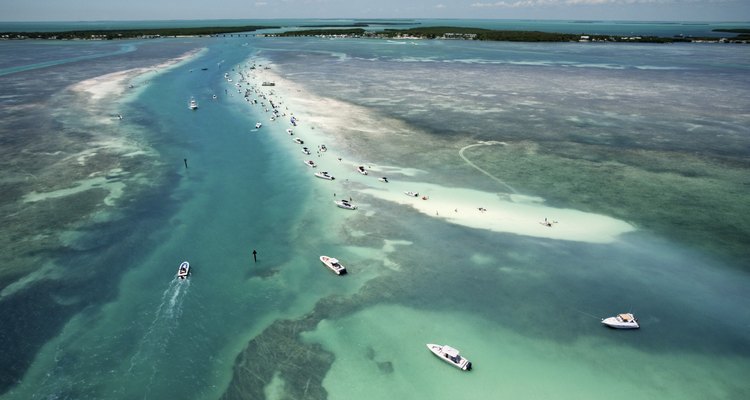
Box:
0, 28, 749, 400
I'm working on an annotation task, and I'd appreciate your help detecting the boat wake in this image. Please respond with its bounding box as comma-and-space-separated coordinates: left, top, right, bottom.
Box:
458, 141, 518, 194
127, 278, 191, 379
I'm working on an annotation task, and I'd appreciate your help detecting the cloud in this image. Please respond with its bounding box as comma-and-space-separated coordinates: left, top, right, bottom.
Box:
436, 3, 446, 8
470, 0, 721, 7
255, 1, 268, 6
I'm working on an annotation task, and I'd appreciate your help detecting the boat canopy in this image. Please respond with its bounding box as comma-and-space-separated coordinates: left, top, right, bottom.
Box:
618, 313, 634, 321
442, 346, 460, 358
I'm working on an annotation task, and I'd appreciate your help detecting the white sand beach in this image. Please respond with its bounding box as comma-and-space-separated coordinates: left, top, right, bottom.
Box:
243, 61, 635, 244
70, 48, 205, 102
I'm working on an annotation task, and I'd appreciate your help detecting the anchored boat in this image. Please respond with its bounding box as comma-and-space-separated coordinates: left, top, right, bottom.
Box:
320, 256, 347, 275
314, 171, 335, 180
602, 313, 640, 329
426, 344, 472, 371
335, 199, 356, 210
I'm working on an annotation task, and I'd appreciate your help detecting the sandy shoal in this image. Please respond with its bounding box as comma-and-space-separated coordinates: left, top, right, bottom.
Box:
70, 48, 205, 102
240, 59, 635, 244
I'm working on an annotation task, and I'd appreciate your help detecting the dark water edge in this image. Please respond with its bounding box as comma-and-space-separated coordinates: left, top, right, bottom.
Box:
0, 39, 204, 395
221, 193, 750, 399
0, 177, 186, 393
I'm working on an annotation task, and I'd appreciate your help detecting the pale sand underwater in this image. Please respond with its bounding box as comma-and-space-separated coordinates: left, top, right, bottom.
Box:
244, 65, 634, 244
2, 36, 748, 400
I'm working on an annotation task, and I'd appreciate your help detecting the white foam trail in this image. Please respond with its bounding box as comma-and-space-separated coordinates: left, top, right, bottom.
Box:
458, 141, 518, 194
127, 278, 190, 375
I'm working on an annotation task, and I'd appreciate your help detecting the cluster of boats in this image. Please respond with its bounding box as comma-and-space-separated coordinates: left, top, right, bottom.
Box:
177, 66, 644, 377
422, 311, 639, 372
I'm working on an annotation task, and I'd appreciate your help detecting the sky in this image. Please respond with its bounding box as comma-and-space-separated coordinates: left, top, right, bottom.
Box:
0, 0, 748, 22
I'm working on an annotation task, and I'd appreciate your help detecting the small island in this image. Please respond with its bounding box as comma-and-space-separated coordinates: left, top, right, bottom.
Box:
271, 26, 749, 44
2, 24, 748, 44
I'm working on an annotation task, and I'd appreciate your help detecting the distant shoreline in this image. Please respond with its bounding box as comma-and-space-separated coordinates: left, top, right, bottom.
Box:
1, 24, 748, 43
271, 26, 750, 44
0, 25, 275, 40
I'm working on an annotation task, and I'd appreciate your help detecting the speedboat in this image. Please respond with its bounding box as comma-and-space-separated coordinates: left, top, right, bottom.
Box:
405, 191, 419, 197
335, 199, 356, 210
305, 160, 317, 168
319, 144, 327, 152
212, 94, 217, 99
302, 147, 311, 155
357, 166, 368, 175
314, 171, 335, 180
176, 261, 190, 279
294, 138, 304, 144
379, 177, 389, 183
602, 313, 640, 329
286, 128, 294, 135
426, 344, 472, 371
188, 98, 198, 110
320, 255, 347, 275
255, 122, 262, 129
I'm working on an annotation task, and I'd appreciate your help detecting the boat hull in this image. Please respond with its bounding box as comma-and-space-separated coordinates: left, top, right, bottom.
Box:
601, 318, 640, 329
601, 314, 640, 329
315, 172, 335, 180
320, 256, 347, 275
426, 344, 472, 371
176, 261, 190, 279
334, 200, 356, 210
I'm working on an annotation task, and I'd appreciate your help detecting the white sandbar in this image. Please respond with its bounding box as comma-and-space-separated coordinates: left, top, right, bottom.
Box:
244, 61, 635, 244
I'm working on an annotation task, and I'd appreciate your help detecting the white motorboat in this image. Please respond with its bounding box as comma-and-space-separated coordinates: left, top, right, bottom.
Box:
315, 171, 335, 180
357, 166, 368, 175
294, 138, 304, 144
602, 313, 640, 329
426, 344, 472, 371
302, 147, 311, 155
335, 199, 356, 210
305, 160, 317, 168
176, 261, 190, 279
319, 255, 347, 275
319, 144, 327, 152
286, 128, 294, 135
405, 191, 419, 197
188, 98, 198, 110
212, 94, 217, 100
255, 122, 262, 129
379, 177, 389, 183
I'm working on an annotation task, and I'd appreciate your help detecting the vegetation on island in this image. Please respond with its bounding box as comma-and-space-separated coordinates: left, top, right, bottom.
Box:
2, 24, 747, 43
273, 26, 747, 43
0, 25, 276, 40
713, 28, 750, 40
